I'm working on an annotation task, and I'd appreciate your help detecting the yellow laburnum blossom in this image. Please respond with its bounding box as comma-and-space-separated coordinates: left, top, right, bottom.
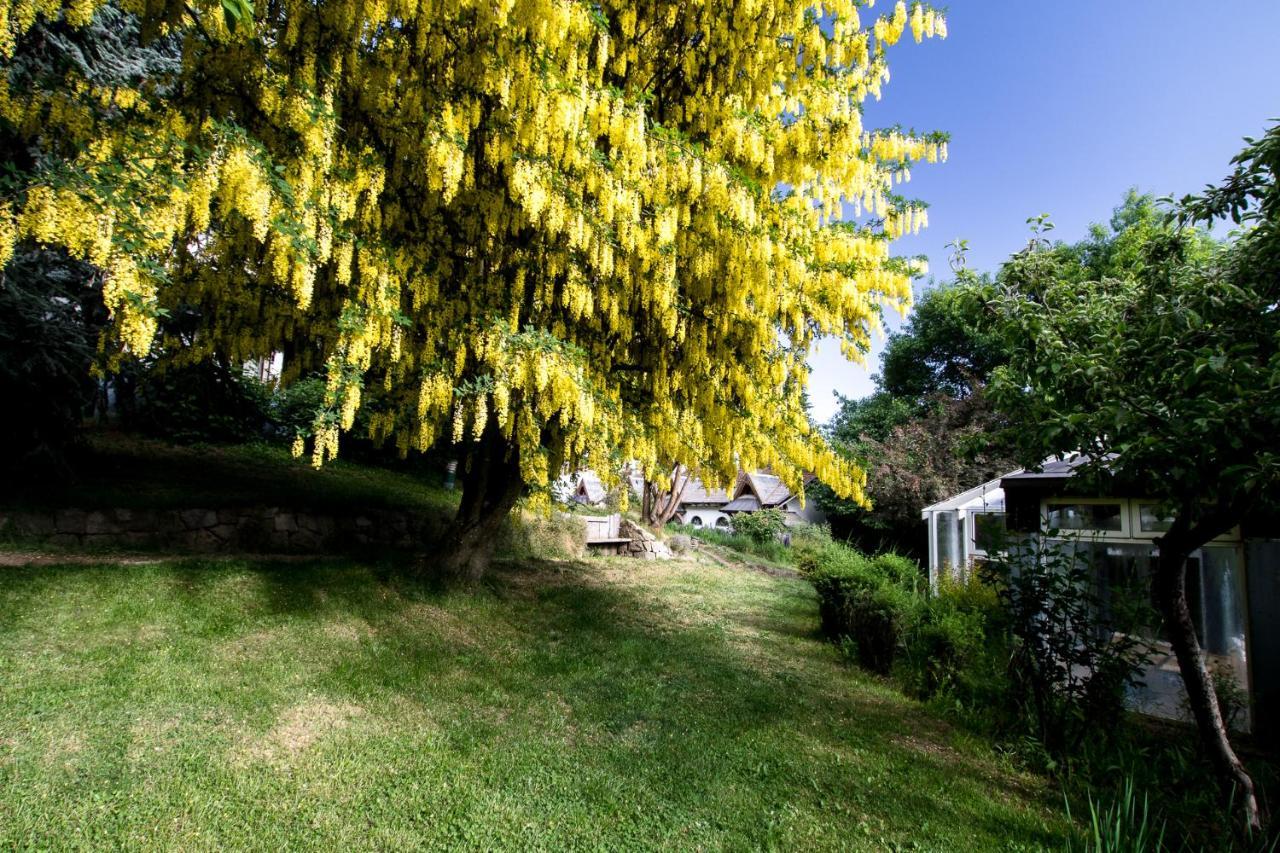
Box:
3, 0, 948, 509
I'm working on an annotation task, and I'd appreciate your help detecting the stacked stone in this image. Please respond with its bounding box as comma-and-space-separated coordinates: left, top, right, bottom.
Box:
618, 518, 672, 560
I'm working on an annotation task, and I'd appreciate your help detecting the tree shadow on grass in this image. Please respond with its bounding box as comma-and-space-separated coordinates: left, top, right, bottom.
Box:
0, 556, 1071, 847
266, 559, 1066, 845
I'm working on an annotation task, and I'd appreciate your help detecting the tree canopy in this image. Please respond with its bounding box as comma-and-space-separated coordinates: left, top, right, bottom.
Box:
986, 126, 1280, 830
3, 0, 949, 569
876, 276, 1003, 403
816, 276, 1015, 555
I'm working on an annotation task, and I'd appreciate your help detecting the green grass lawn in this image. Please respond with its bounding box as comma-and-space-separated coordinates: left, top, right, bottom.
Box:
4, 432, 459, 514
0, 555, 1073, 850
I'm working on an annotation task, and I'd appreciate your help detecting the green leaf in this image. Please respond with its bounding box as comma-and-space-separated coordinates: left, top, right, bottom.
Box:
221, 0, 253, 32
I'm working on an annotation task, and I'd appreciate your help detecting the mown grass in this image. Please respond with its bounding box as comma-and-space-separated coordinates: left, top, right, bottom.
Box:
3, 432, 459, 514
0, 555, 1073, 849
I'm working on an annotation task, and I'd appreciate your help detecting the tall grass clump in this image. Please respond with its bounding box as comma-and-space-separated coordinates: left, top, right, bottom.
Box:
1066, 776, 1167, 853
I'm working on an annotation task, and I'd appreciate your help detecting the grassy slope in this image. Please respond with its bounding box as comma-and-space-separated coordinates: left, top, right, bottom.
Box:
0, 556, 1071, 850
3, 433, 458, 514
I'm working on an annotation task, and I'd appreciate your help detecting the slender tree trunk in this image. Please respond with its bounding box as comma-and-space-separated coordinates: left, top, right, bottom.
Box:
431, 420, 524, 582
1155, 515, 1262, 831
643, 464, 690, 529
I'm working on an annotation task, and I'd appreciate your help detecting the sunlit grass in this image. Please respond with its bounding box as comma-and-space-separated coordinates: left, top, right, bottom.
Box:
0, 556, 1072, 849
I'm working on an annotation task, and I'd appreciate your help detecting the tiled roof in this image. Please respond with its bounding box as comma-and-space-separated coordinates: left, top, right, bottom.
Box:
743, 472, 793, 507
680, 477, 732, 506
722, 495, 761, 513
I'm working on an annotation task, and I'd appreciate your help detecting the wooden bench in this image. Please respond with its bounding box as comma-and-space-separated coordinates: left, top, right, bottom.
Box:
584, 513, 631, 554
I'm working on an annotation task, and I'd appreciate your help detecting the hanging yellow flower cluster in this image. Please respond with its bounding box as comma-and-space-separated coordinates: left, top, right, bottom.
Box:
2, 0, 947, 507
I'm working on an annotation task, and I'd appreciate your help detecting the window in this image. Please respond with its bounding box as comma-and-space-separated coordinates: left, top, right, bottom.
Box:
690, 516, 703, 527
715, 516, 731, 529
1081, 542, 1247, 660
1138, 504, 1174, 533
1045, 502, 1123, 532
973, 512, 1006, 553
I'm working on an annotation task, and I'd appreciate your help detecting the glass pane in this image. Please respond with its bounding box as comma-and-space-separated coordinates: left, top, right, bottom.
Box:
1046, 503, 1123, 531
1139, 504, 1174, 533
1087, 543, 1159, 638
1200, 547, 1247, 663
936, 510, 960, 569
973, 512, 1005, 552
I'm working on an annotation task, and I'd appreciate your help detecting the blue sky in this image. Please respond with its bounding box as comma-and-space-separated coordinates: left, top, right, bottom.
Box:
806, 0, 1280, 424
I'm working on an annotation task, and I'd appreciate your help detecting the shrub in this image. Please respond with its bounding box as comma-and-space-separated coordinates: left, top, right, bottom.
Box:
898, 570, 1004, 703
268, 376, 327, 438
128, 360, 272, 444
805, 543, 923, 674
730, 508, 786, 545
984, 535, 1149, 757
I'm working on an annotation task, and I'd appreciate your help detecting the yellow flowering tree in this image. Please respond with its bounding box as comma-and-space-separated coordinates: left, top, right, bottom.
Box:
2, 0, 947, 576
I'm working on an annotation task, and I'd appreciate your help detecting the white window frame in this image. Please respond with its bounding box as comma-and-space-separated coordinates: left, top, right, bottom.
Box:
1040, 496, 1130, 538
1128, 501, 1242, 543
969, 510, 1006, 559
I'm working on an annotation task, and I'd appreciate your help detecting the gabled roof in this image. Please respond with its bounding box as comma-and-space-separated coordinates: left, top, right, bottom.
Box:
722, 494, 762, 513
573, 471, 607, 504
735, 471, 795, 508
680, 477, 732, 506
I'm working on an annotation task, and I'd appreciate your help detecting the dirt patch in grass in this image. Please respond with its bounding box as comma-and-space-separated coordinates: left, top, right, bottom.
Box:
127, 715, 188, 762
321, 615, 374, 644
241, 699, 365, 765
216, 626, 294, 663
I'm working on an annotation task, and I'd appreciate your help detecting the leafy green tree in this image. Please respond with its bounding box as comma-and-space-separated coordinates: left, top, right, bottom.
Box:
877, 277, 1005, 403
988, 125, 1280, 830
827, 391, 915, 447
0, 247, 105, 477
817, 279, 1016, 554
818, 192, 1215, 559
817, 390, 1016, 557
0, 4, 180, 473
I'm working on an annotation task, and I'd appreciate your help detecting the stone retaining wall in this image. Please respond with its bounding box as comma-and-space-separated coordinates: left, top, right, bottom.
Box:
618, 518, 672, 560
0, 506, 440, 553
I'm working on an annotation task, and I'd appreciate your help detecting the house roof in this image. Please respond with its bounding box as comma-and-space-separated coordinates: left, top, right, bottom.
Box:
678, 469, 810, 510
920, 472, 1015, 517
1001, 453, 1117, 487
679, 477, 733, 506
573, 471, 607, 504
722, 494, 762, 513
743, 472, 794, 507
921, 455, 1121, 523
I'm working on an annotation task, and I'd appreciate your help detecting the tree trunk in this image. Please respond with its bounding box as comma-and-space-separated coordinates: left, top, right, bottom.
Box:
1155, 515, 1262, 831
431, 420, 524, 582
643, 464, 690, 529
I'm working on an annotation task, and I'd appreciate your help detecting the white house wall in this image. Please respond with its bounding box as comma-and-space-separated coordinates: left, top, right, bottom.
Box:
683, 509, 732, 529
